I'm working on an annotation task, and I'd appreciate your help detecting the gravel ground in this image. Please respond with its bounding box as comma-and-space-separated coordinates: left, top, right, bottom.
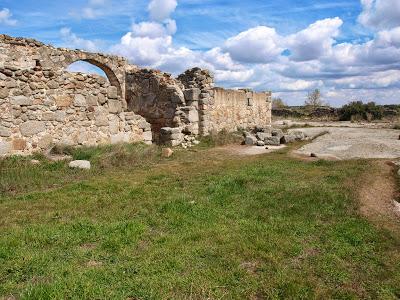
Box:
293, 127, 400, 159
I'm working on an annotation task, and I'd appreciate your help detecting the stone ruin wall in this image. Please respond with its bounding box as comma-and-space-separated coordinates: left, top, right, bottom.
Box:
209, 88, 272, 132
178, 68, 272, 137
0, 35, 151, 156
126, 69, 188, 142
0, 34, 272, 155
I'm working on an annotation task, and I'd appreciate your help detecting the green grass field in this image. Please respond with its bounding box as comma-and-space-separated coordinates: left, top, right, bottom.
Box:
0, 143, 399, 299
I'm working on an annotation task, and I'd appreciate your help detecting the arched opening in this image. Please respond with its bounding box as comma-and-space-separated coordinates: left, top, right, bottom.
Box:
66, 59, 122, 98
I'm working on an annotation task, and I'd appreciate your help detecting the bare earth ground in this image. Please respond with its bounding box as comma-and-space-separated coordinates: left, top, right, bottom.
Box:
292, 127, 400, 159
357, 161, 400, 231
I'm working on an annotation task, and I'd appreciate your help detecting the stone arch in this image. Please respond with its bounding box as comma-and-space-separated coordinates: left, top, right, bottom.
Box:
65, 58, 123, 98
36, 47, 132, 105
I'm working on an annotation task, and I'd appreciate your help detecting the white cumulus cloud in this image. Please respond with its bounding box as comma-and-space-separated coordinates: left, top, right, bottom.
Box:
286, 17, 343, 61
148, 0, 177, 21
359, 0, 400, 29
60, 28, 100, 52
223, 26, 283, 64
0, 8, 17, 26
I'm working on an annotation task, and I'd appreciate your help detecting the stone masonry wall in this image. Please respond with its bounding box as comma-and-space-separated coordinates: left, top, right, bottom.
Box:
0, 34, 131, 104
126, 69, 185, 142
178, 68, 272, 135
0, 35, 272, 153
0, 67, 151, 156
209, 88, 272, 132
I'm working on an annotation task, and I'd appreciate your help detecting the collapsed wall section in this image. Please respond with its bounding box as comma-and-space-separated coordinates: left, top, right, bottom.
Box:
178, 68, 272, 136
126, 68, 204, 145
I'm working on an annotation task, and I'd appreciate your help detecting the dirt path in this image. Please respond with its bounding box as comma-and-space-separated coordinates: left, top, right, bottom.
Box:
358, 161, 400, 232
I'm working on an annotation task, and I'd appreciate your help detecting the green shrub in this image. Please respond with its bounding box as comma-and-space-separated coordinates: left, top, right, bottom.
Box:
339, 101, 383, 121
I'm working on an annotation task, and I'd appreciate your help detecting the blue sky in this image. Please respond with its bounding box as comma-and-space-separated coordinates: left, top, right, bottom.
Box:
1, 0, 400, 106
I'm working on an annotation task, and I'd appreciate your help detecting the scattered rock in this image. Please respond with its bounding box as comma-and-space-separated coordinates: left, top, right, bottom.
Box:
281, 135, 296, 144
69, 160, 91, 169
264, 136, 280, 146
162, 147, 173, 158
256, 132, 271, 140
310, 153, 318, 158
290, 131, 306, 141
271, 129, 284, 139
245, 136, 257, 145
256, 140, 265, 146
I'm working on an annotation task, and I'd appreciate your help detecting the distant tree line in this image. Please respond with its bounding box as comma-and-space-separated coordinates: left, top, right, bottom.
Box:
338, 101, 384, 121
271, 89, 399, 122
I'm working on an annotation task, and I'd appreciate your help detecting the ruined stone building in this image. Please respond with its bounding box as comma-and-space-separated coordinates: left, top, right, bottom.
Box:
0, 34, 272, 155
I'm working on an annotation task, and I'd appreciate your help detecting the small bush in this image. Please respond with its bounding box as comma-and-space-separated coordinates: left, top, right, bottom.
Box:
339, 101, 383, 121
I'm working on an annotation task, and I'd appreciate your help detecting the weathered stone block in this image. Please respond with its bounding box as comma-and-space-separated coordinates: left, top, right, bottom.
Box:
142, 130, 153, 142
55, 95, 72, 107
74, 94, 87, 107
20, 121, 45, 137
108, 100, 122, 113
162, 148, 173, 158
257, 140, 265, 146
111, 133, 129, 144
256, 132, 271, 140
264, 136, 280, 146
281, 135, 295, 144
11, 96, 32, 106
47, 80, 59, 89
109, 120, 119, 134
184, 88, 201, 101
95, 115, 109, 126
245, 136, 257, 145
87, 95, 98, 106
0, 87, 9, 99
98, 94, 107, 104
42, 111, 55, 121
107, 86, 118, 99
69, 160, 91, 169
0, 141, 12, 155
55, 111, 66, 122
38, 135, 53, 149
12, 139, 27, 150
188, 110, 199, 123
0, 126, 11, 137
271, 129, 284, 139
